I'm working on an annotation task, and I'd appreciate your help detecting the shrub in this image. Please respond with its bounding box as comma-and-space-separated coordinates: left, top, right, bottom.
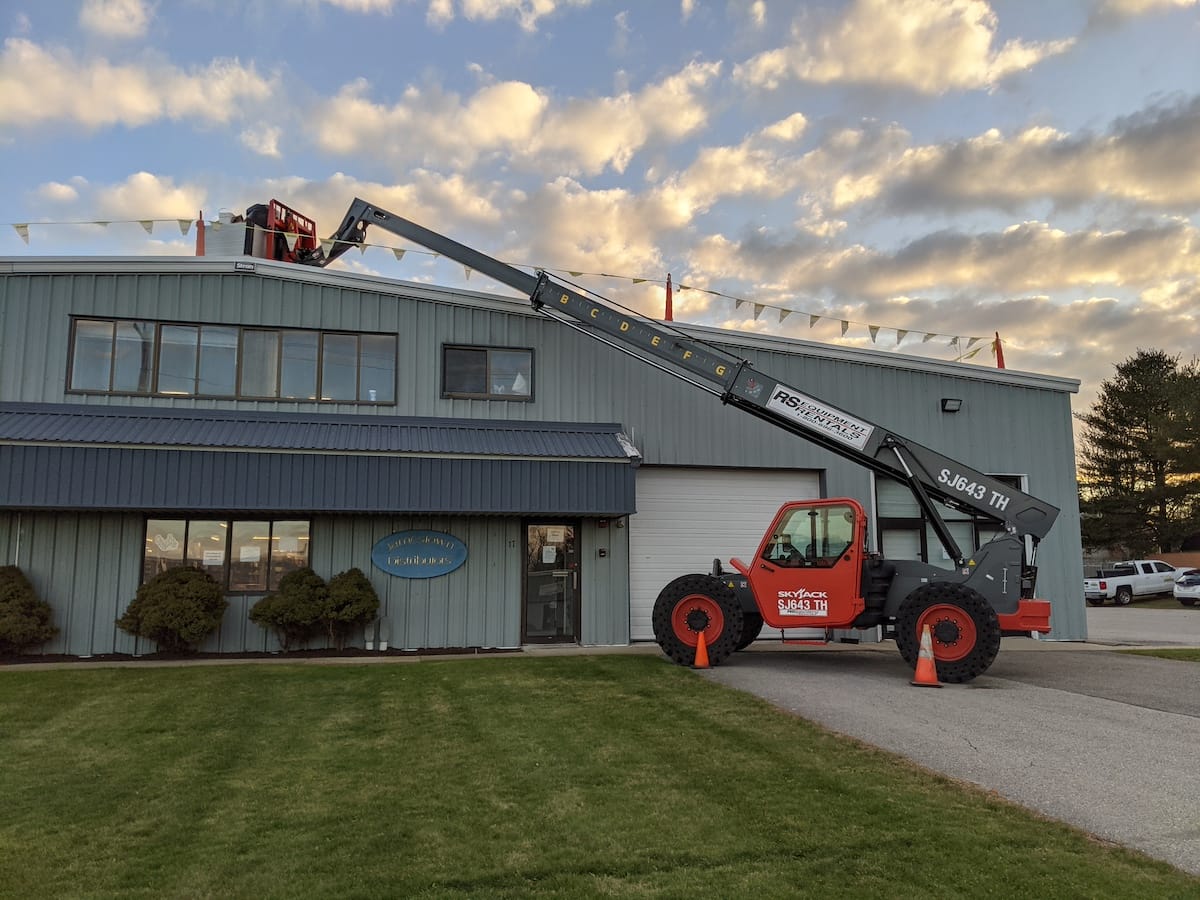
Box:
0, 565, 58, 655
117, 566, 227, 654
249, 567, 327, 650
323, 568, 380, 650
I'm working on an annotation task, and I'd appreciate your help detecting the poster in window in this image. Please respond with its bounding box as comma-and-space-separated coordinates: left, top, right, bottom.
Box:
240, 545, 262, 563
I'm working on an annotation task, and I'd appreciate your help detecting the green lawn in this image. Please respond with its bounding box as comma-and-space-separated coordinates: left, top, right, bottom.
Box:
1123, 648, 1200, 662
1, 656, 1196, 899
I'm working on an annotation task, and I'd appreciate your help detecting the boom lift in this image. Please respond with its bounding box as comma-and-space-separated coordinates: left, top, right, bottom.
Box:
302, 198, 1060, 683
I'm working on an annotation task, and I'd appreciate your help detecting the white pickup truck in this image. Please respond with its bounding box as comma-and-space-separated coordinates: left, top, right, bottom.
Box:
1084, 560, 1178, 606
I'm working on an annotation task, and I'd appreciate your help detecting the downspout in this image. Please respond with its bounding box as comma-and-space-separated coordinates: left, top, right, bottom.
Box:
14, 511, 21, 567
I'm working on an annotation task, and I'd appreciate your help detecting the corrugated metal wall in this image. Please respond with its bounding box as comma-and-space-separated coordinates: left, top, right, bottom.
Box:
0, 511, 630, 655
0, 263, 1084, 642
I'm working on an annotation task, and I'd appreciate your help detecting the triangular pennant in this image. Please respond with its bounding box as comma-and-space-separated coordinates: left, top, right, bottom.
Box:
868, 325, 880, 343
177, 219, 191, 235
779, 309, 792, 323
965, 336, 980, 350
139, 220, 154, 234
358, 242, 367, 254
840, 320, 849, 336
963, 346, 982, 360
95, 221, 110, 228
948, 336, 959, 348
321, 239, 334, 256
922, 333, 936, 343
897, 329, 908, 345
632, 278, 646, 284
809, 314, 820, 328
569, 271, 583, 277
14, 224, 29, 244
753, 303, 765, 320
284, 231, 298, 251
392, 248, 405, 261
735, 299, 745, 310
678, 284, 690, 291
464, 266, 472, 280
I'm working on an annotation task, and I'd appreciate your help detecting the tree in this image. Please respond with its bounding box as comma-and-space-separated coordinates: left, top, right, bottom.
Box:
1077, 350, 1200, 555
323, 568, 380, 650
117, 566, 227, 653
0, 566, 57, 655
249, 567, 328, 650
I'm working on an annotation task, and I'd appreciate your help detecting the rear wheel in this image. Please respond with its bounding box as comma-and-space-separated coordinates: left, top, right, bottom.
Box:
1115, 587, 1133, 606
652, 575, 744, 667
1180, 598, 1197, 608
1086, 596, 1105, 607
896, 583, 1001, 683
737, 612, 764, 650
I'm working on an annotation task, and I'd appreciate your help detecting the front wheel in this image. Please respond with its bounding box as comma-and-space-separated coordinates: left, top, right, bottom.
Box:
1180, 598, 1197, 608
895, 583, 1001, 683
652, 575, 744, 667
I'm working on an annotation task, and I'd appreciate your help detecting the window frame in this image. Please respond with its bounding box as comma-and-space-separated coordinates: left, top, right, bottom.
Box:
142, 517, 312, 594
441, 344, 534, 401
66, 316, 397, 405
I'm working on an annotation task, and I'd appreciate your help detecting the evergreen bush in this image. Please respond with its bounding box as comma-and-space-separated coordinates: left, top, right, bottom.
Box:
323, 567, 380, 650
0, 565, 58, 655
117, 566, 227, 654
249, 567, 328, 650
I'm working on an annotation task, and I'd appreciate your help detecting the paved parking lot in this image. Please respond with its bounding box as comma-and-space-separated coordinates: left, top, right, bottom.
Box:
705, 609, 1200, 876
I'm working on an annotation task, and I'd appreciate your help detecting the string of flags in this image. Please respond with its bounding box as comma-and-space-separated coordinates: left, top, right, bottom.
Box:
7, 216, 1005, 363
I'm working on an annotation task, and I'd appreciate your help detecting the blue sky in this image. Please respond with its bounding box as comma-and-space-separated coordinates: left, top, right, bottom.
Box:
3, 0, 1200, 416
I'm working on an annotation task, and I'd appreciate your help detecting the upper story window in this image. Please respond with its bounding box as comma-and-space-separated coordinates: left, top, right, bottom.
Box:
68, 318, 396, 403
442, 345, 533, 400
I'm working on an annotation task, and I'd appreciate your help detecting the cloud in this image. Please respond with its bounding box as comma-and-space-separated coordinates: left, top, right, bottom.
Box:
313, 60, 719, 175
426, 0, 595, 31
823, 94, 1200, 215
240, 124, 282, 158
79, 0, 155, 39
0, 39, 276, 130
734, 0, 1074, 94
1090, 0, 1197, 25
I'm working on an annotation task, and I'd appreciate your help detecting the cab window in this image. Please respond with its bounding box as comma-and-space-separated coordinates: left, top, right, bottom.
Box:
762, 503, 856, 568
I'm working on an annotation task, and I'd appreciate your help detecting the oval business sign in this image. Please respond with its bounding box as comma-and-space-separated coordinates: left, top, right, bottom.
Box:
371, 530, 468, 578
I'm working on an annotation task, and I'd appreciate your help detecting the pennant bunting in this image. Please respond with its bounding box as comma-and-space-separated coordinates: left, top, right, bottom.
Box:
965, 336, 980, 351
753, 303, 764, 320
139, 220, 154, 235
284, 231, 298, 251
868, 325, 880, 343
809, 314, 820, 328
632, 278, 646, 284
948, 336, 960, 348
177, 219, 191, 235
840, 320, 849, 336
96, 221, 110, 228
569, 271, 582, 277
897, 329, 908, 345
922, 333, 936, 343
963, 346, 983, 360
320, 239, 334, 256
779, 309, 792, 324
358, 242, 367, 254
392, 248, 406, 262
463, 266, 472, 280
14, 224, 29, 244
735, 299, 745, 310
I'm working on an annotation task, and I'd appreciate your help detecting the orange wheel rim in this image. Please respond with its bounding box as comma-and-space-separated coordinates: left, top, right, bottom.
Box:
671, 594, 724, 647
917, 603, 977, 662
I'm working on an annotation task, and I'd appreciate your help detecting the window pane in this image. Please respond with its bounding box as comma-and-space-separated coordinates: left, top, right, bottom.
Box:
321, 333, 358, 401
70, 320, 114, 391
229, 521, 270, 591
158, 325, 199, 394
444, 347, 487, 395
359, 334, 396, 402
144, 519, 186, 583
280, 331, 318, 400
270, 521, 310, 590
198, 327, 238, 396
490, 350, 532, 397
112, 321, 155, 393
185, 519, 228, 583
241, 330, 280, 397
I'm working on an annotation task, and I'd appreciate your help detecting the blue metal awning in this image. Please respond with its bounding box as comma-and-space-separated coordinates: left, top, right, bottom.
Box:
0, 404, 639, 515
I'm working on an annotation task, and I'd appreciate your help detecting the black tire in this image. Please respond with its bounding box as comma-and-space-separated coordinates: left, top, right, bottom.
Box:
737, 612, 764, 651
652, 574, 744, 667
1115, 587, 1133, 606
1086, 596, 1105, 607
895, 583, 1001, 684
1180, 598, 1197, 608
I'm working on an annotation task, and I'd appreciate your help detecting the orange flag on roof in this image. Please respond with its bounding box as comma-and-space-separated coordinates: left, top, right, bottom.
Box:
993, 332, 1006, 369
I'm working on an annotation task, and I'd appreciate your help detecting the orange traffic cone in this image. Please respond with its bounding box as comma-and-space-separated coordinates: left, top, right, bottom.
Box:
911, 624, 942, 688
693, 630, 710, 669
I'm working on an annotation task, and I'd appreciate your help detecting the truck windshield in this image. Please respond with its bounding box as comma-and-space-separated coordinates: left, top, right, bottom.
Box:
763, 503, 856, 568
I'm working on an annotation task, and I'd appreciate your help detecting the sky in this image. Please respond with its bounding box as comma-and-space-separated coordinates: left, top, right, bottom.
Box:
2, 0, 1199, 421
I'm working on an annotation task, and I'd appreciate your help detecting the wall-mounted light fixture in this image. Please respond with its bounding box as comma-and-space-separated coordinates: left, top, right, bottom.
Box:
940, 398, 963, 413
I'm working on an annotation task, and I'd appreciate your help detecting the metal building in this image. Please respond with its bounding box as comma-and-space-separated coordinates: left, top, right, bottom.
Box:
0, 255, 1085, 656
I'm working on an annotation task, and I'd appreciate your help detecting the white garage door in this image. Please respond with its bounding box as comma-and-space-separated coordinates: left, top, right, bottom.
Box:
628, 467, 820, 640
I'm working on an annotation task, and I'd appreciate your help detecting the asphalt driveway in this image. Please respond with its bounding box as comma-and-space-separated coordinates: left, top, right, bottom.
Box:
703, 610, 1200, 876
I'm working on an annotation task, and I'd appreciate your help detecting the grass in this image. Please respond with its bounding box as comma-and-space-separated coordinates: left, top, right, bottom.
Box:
2, 657, 1197, 899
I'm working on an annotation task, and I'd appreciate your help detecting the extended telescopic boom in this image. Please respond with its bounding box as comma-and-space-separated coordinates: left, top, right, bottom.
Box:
309, 198, 1059, 558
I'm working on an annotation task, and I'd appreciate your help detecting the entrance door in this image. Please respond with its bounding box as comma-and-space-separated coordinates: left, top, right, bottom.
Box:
523, 522, 580, 644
